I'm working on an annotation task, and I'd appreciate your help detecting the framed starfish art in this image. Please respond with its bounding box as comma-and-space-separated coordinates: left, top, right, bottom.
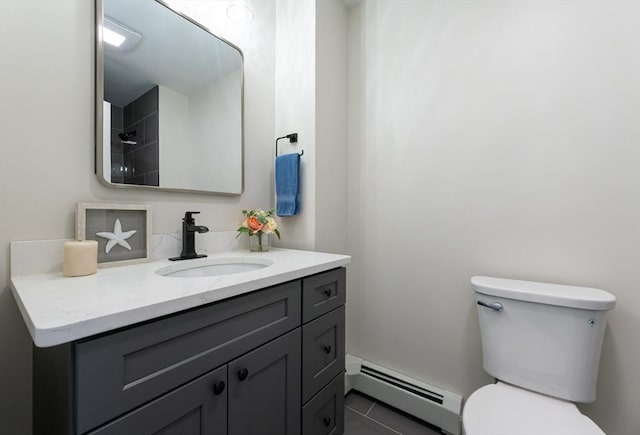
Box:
76, 203, 152, 266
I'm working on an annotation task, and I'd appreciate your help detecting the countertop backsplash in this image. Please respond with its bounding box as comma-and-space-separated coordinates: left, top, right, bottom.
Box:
152, 231, 242, 261
10, 231, 243, 277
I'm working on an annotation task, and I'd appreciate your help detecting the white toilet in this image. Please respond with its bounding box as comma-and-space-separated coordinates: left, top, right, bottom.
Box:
463, 276, 616, 435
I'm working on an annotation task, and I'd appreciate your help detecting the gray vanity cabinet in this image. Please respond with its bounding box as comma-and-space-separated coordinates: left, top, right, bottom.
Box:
74, 281, 301, 433
33, 267, 346, 435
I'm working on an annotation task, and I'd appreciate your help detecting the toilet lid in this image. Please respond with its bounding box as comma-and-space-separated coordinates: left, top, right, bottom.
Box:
463, 382, 605, 435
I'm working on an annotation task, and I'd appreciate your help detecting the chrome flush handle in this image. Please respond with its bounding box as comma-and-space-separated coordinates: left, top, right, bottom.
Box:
477, 301, 504, 312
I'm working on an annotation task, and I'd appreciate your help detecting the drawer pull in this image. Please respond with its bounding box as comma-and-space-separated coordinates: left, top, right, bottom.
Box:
324, 288, 332, 297
323, 345, 332, 354
237, 368, 249, 381
213, 380, 226, 395
323, 417, 332, 427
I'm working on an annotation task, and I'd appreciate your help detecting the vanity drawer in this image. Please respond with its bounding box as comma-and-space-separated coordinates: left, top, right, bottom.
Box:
302, 372, 345, 435
302, 306, 345, 403
302, 268, 346, 323
75, 281, 301, 434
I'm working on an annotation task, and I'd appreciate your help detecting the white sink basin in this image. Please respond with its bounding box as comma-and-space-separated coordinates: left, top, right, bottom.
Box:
156, 257, 273, 278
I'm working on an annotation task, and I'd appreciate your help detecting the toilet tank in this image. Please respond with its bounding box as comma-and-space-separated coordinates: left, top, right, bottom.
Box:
471, 276, 616, 403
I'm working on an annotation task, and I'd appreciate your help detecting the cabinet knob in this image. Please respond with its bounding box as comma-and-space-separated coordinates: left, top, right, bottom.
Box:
323, 417, 332, 427
237, 368, 249, 381
213, 380, 225, 395
324, 288, 332, 297
323, 345, 332, 354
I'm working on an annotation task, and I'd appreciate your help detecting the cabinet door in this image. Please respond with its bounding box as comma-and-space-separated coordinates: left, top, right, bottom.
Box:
88, 365, 227, 435
228, 329, 301, 435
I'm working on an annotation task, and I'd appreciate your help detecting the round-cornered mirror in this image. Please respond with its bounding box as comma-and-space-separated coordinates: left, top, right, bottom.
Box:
95, 0, 244, 195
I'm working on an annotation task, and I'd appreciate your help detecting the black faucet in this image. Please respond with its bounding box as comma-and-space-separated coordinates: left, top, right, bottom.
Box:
169, 211, 209, 261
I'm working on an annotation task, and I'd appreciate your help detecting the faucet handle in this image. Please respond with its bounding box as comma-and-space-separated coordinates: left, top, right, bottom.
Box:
184, 211, 200, 223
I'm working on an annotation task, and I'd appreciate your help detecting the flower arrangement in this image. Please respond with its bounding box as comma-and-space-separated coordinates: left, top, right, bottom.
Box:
236, 208, 280, 252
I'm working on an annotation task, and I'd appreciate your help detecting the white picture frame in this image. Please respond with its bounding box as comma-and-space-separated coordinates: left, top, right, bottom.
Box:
76, 202, 152, 266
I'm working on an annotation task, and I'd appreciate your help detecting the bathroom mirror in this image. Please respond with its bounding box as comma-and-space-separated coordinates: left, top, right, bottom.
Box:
95, 0, 244, 194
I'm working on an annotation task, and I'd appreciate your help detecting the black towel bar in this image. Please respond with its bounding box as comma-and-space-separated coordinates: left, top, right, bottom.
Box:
275, 133, 303, 157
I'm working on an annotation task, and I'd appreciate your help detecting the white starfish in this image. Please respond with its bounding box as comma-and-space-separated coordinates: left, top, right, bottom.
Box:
96, 218, 137, 254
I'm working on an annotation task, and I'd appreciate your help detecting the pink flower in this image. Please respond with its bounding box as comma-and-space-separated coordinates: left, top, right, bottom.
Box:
247, 216, 264, 233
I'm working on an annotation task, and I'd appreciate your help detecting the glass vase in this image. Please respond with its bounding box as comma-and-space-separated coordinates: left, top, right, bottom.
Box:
249, 232, 269, 252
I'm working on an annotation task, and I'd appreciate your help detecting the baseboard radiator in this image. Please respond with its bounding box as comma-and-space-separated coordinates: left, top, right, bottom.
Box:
345, 354, 462, 435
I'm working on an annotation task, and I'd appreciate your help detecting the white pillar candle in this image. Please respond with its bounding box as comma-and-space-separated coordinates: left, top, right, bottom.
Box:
63, 240, 98, 277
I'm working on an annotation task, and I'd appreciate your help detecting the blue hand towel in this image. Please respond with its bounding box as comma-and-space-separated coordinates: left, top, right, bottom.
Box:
275, 153, 300, 216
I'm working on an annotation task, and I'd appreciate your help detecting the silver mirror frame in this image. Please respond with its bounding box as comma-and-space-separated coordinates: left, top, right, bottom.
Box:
95, 0, 245, 195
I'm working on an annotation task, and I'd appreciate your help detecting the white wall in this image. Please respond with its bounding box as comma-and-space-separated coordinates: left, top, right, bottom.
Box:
159, 86, 192, 187
0, 0, 276, 432
274, 0, 317, 250
189, 69, 242, 193
315, 0, 348, 255
159, 72, 242, 193
347, 1, 640, 433
274, 0, 348, 254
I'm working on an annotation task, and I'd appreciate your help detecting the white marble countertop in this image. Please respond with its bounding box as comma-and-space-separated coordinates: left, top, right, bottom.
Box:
11, 248, 351, 348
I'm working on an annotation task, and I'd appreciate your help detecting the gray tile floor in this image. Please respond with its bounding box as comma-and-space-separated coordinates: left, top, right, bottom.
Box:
344, 391, 442, 435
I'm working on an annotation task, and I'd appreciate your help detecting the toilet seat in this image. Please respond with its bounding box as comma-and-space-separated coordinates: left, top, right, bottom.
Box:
463, 382, 604, 435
